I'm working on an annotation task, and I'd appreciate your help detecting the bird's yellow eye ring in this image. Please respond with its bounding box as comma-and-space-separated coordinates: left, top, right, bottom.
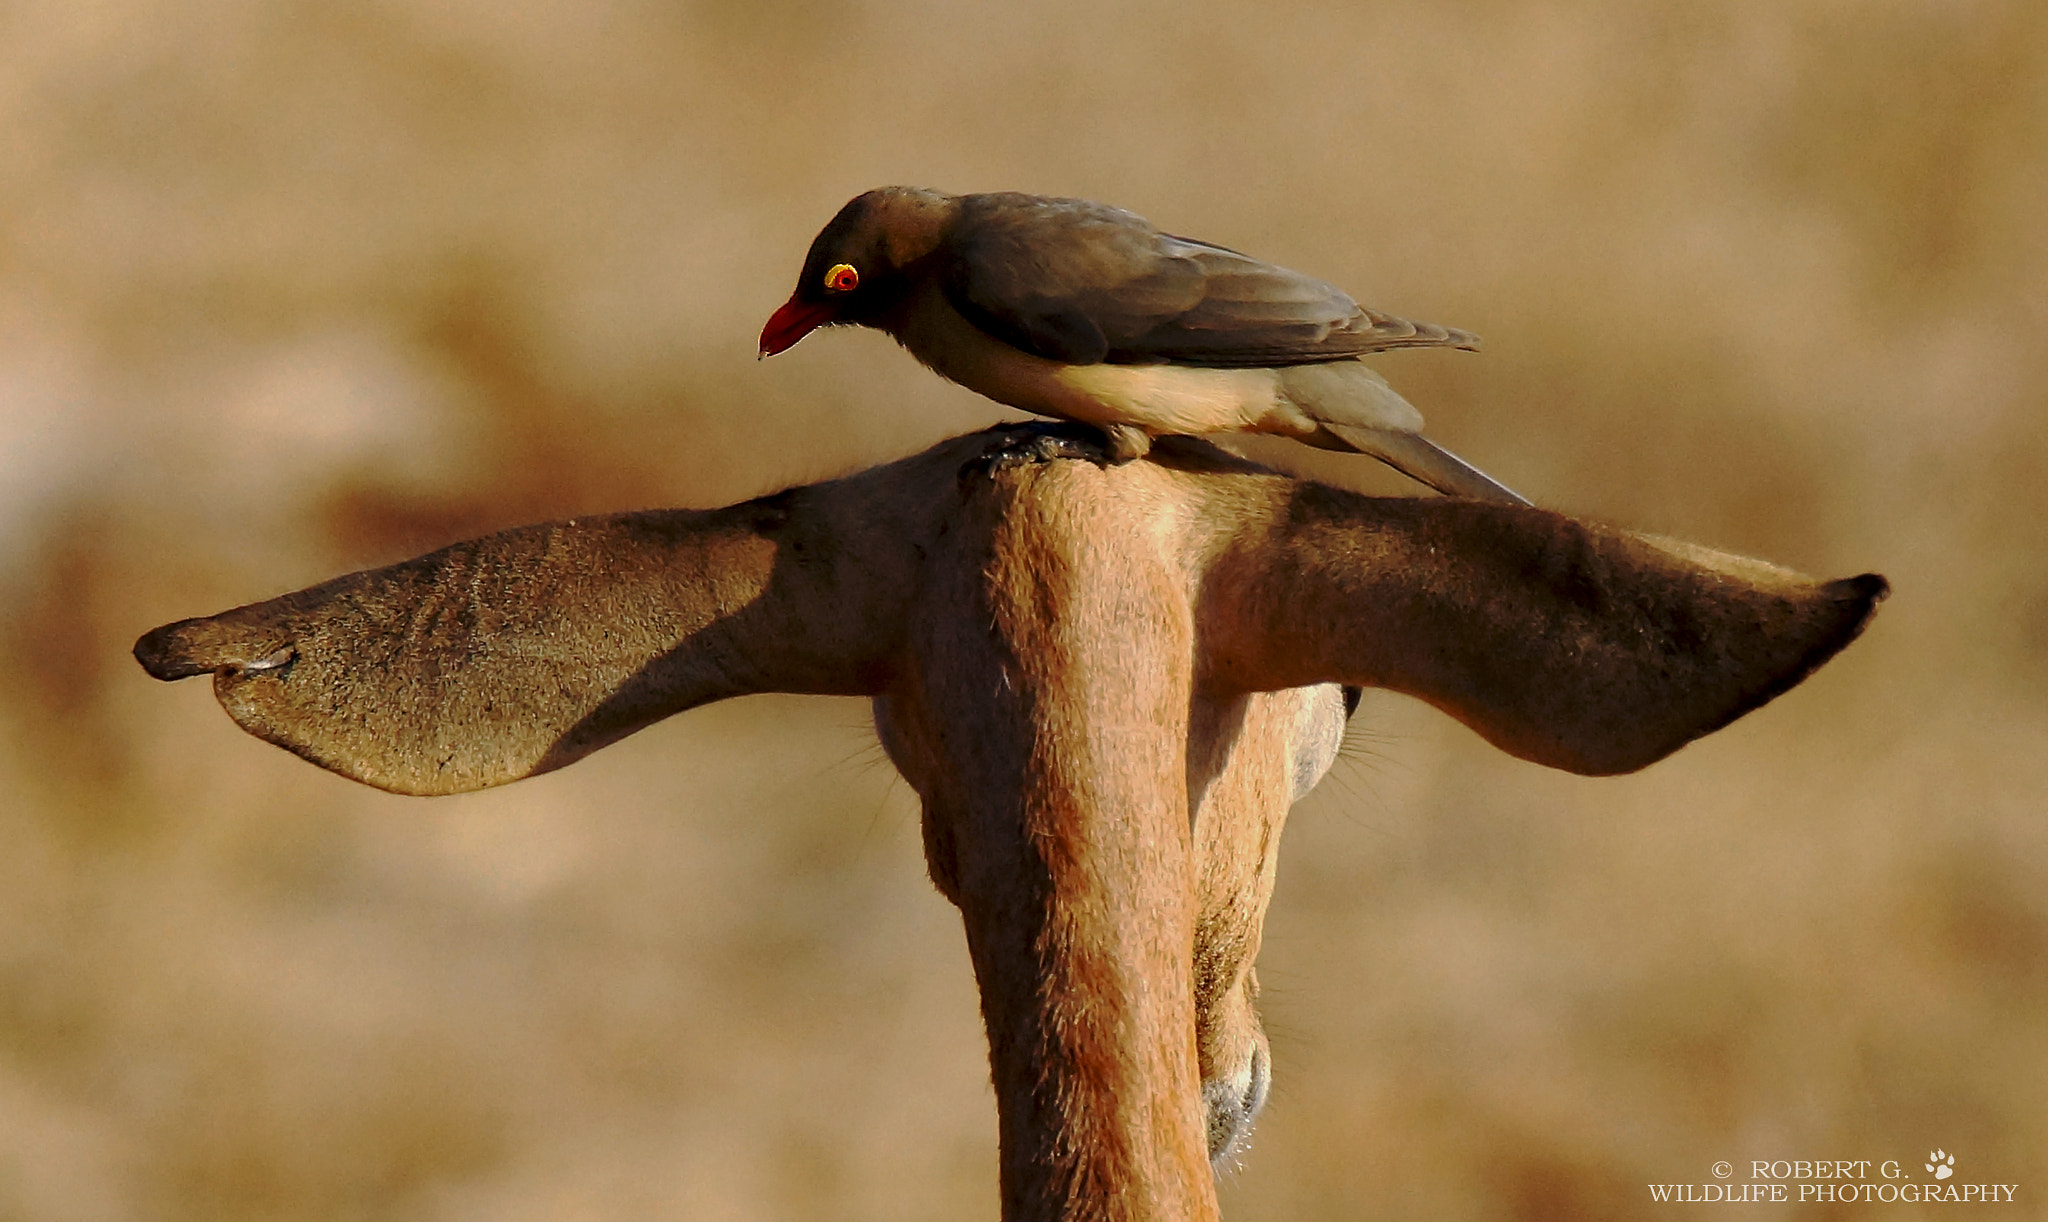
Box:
824, 263, 860, 293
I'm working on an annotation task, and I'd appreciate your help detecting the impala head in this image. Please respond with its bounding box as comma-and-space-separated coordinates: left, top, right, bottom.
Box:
134, 427, 1884, 1220
872, 675, 1353, 1171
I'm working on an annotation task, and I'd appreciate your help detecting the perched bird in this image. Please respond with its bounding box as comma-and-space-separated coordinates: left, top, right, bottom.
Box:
760, 187, 1526, 504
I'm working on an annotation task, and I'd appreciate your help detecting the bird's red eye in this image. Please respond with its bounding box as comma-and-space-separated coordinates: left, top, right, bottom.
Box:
824, 263, 859, 293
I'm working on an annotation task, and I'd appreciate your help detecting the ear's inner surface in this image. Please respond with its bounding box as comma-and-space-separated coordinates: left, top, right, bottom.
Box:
1195, 484, 1885, 776
130, 481, 926, 794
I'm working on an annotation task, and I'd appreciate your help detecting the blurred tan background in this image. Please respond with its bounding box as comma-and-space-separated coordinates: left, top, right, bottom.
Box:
3, 0, 2044, 1218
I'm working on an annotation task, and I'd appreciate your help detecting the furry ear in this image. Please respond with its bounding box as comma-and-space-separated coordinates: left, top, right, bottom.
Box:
132, 496, 906, 795
136, 429, 1884, 794
1203, 486, 1886, 775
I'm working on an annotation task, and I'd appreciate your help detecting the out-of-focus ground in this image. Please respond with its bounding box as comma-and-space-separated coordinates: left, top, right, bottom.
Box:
3, 1, 2044, 1217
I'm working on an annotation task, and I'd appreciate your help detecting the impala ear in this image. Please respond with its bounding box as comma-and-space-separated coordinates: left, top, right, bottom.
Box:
137, 430, 1887, 794
133, 496, 907, 796
1209, 490, 1887, 776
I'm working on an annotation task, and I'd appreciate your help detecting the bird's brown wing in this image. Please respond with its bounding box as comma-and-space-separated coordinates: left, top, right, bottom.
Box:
940, 193, 1477, 368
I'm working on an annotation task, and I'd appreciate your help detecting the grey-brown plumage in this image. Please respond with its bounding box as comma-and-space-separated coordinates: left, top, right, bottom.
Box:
941, 193, 1477, 366
762, 188, 1527, 504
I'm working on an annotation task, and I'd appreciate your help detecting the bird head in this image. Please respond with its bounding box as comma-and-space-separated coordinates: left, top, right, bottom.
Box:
759, 186, 959, 357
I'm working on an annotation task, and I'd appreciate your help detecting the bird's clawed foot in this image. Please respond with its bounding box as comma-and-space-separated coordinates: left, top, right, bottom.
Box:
963, 421, 1148, 478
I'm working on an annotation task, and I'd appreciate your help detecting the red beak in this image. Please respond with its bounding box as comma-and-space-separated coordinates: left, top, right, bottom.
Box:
758, 295, 838, 357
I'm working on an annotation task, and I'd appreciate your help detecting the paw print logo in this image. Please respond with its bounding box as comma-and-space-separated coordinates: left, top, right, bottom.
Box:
1927, 1150, 1955, 1180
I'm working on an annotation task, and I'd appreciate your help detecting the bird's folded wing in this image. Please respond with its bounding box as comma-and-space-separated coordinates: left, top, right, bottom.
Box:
943, 193, 1478, 367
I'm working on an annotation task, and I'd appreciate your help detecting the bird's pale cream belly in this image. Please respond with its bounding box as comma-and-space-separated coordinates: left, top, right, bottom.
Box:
892, 286, 1325, 439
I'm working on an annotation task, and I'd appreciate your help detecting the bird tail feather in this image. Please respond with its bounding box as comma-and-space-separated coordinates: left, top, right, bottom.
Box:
1315, 422, 1531, 505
